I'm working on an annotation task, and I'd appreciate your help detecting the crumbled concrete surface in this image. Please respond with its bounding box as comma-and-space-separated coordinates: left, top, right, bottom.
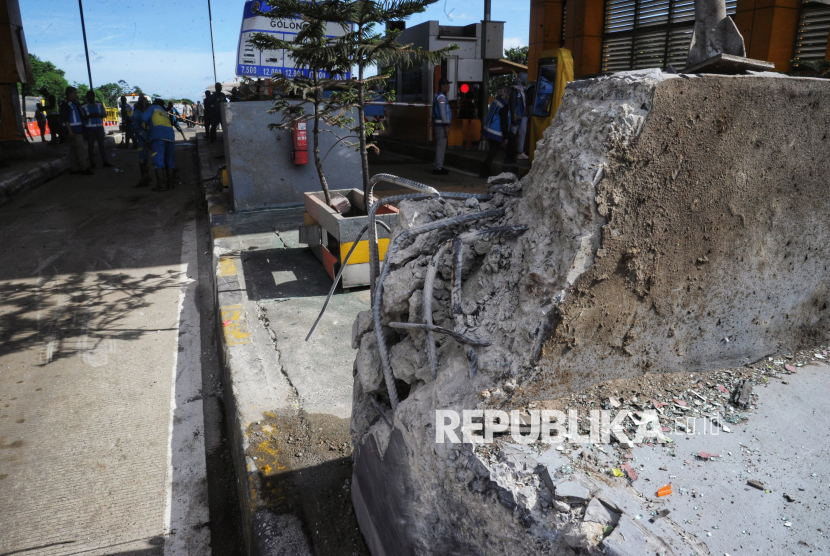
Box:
350, 71, 830, 554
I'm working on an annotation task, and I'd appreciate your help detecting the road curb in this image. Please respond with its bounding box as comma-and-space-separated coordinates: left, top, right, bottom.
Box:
196, 132, 313, 556
0, 154, 69, 207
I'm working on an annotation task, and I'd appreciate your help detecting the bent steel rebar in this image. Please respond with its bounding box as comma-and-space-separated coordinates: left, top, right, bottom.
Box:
370, 395, 392, 426
423, 240, 451, 380
423, 225, 530, 379
305, 220, 393, 342
388, 322, 492, 347
374, 208, 506, 410
368, 191, 494, 303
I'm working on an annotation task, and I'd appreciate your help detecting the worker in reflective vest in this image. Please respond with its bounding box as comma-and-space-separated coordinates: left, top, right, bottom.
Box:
81, 90, 111, 169
60, 86, 93, 175
142, 98, 176, 191
131, 96, 152, 188
479, 88, 512, 179
431, 78, 451, 175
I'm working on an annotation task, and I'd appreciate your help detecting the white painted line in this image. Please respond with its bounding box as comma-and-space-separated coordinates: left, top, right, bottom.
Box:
163, 215, 211, 555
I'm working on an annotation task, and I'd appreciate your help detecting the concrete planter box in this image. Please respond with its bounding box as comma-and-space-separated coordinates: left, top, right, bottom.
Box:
299, 189, 398, 288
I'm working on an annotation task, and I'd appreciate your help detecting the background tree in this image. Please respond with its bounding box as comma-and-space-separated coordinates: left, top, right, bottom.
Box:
489, 46, 528, 95
253, 0, 456, 202
249, 11, 355, 209
23, 54, 69, 99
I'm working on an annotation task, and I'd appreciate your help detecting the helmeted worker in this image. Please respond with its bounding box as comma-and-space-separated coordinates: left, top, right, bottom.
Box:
479, 87, 511, 179
142, 98, 176, 191
431, 77, 451, 175
131, 96, 152, 188
80, 90, 111, 169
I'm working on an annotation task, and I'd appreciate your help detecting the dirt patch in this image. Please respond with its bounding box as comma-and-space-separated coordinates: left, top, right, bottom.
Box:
246, 410, 369, 556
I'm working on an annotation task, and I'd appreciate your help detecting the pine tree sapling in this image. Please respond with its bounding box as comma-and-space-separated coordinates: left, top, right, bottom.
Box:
249, 1, 457, 203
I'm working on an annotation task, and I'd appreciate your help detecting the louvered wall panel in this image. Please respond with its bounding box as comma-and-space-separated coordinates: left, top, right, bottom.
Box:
637, 0, 669, 27
793, 4, 830, 64
666, 27, 694, 68
605, 0, 636, 33
602, 36, 634, 73
633, 30, 668, 68
602, 0, 739, 73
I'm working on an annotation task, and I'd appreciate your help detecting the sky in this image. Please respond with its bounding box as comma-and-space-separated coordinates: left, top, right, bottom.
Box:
19, 0, 530, 102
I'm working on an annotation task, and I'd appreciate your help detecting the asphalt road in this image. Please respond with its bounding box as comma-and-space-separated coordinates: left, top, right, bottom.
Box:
0, 138, 243, 555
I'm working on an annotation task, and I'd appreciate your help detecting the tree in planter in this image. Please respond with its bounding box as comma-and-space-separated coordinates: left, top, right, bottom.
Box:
249, 13, 354, 209
251, 0, 457, 202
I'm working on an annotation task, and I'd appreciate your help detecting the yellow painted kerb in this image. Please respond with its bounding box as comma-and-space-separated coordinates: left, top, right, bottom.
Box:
220, 304, 252, 346
339, 238, 389, 265
217, 256, 237, 277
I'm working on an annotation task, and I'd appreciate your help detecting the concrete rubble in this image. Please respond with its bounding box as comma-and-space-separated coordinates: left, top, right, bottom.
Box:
348, 69, 830, 554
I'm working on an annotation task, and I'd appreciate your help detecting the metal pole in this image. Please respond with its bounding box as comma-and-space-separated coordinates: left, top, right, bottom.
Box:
480, 0, 491, 151
207, 0, 218, 84
78, 0, 94, 90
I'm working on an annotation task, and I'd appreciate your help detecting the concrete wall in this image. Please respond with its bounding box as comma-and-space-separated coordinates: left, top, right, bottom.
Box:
221, 101, 361, 211
349, 71, 830, 555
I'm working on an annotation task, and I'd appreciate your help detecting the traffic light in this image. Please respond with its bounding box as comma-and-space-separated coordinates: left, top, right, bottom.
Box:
457, 83, 479, 120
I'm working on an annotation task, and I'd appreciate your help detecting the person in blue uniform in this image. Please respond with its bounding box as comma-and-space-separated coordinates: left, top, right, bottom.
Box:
80, 90, 112, 169
59, 86, 93, 175
479, 87, 512, 179
142, 98, 176, 191
431, 78, 451, 175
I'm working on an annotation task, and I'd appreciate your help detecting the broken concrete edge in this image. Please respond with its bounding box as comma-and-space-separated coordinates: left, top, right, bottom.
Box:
349, 70, 830, 554
196, 131, 314, 556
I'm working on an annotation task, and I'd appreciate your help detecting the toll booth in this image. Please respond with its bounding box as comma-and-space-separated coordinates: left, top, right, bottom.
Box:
379, 20, 503, 147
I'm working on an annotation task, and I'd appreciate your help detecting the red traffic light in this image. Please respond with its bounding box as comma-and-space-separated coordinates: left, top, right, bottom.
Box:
460, 83, 470, 94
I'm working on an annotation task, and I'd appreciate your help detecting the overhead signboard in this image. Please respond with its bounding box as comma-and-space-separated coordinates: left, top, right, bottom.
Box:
236, 1, 351, 79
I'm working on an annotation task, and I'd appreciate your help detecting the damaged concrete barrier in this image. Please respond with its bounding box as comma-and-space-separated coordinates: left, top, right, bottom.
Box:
350, 70, 830, 554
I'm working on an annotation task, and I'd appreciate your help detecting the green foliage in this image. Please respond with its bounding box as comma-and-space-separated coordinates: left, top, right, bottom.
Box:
250, 0, 457, 198
489, 46, 529, 95
25, 54, 69, 99
179, 98, 195, 105
74, 83, 107, 105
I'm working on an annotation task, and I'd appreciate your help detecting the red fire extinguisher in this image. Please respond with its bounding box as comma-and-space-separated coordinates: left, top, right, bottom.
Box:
292, 121, 308, 165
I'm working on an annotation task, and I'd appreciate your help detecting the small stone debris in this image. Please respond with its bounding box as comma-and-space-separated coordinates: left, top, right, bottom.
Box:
486, 172, 519, 185
732, 380, 753, 408
552, 499, 571, 512
554, 481, 590, 504
608, 396, 621, 408
649, 509, 671, 523
695, 451, 720, 460
583, 497, 620, 526
621, 462, 638, 481
783, 493, 797, 502
747, 479, 765, 491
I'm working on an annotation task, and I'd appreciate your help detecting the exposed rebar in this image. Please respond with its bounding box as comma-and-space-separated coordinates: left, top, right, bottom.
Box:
423, 225, 529, 380
305, 220, 392, 342
423, 240, 451, 380
388, 322, 492, 346
368, 191, 493, 303
374, 208, 506, 410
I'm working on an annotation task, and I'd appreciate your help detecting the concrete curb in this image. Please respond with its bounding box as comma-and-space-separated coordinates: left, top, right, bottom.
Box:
0, 136, 118, 208
0, 154, 69, 207
195, 132, 313, 556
